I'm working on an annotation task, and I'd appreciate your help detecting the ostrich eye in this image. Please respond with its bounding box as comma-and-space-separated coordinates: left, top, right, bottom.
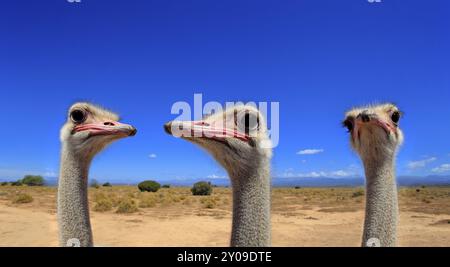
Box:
238, 112, 259, 135
343, 119, 354, 132
391, 111, 401, 124
70, 110, 86, 123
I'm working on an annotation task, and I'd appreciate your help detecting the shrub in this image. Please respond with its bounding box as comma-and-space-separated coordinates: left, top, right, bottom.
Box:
12, 193, 33, 204
201, 197, 216, 209
295, 186, 301, 189
127, 192, 138, 199
116, 198, 139, 213
93, 198, 113, 212
93, 192, 107, 201
109, 193, 121, 207
139, 195, 157, 208
138, 180, 161, 192
1, 182, 8, 186
191, 181, 213, 196
352, 190, 365, 198
21, 175, 45, 186
162, 184, 171, 188
103, 182, 112, 187
11, 180, 23, 186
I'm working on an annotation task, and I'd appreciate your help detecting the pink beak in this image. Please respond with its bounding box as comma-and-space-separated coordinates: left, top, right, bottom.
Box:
74, 121, 137, 137
352, 118, 394, 140
164, 120, 250, 142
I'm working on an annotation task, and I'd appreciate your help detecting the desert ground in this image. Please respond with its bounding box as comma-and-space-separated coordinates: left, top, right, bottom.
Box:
0, 185, 449, 247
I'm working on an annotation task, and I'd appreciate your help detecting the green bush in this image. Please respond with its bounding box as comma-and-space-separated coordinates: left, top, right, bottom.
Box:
21, 175, 45, 186
162, 184, 171, 188
116, 198, 138, 214
191, 181, 213, 196
12, 193, 33, 204
11, 180, 23, 186
1, 182, 8, 186
103, 182, 112, 187
138, 180, 161, 192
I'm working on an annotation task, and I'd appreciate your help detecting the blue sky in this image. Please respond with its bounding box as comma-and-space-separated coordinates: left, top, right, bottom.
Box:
1, 0, 449, 183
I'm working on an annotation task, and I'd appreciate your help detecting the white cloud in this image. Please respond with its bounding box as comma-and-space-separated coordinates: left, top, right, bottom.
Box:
148, 154, 157, 159
207, 174, 226, 179
280, 171, 296, 178
330, 170, 355, 177
297, 149, 324, 155
279, 169, 359, 179
407, 157, 437, 170
432, 164, 450, 173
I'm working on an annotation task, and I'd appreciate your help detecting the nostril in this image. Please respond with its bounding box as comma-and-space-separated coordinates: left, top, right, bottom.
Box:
361, 114, 370, 122
357, 111, 371, 123
104, 122, 115, 126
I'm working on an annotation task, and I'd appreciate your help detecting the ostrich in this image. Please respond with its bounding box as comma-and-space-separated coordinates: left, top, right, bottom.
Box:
58, 102, 137, 247
164, 105, 272, 247
343, 103, 404, 247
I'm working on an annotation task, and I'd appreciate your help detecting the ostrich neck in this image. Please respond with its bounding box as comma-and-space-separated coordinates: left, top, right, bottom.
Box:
57, 145, 93, 247
228, 158, 271, 247
362, 154, 398, 247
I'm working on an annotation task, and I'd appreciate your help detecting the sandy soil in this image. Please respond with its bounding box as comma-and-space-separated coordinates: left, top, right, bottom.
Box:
0, 186, 449, 247
1, 204, 449, 247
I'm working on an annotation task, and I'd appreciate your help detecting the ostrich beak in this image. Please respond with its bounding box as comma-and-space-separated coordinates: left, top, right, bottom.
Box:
164, 121, 249, 142
74, 121, 137, 137
353, 116, 394, 140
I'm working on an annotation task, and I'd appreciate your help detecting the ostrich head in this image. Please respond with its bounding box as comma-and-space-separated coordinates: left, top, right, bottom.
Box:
164, 105, 272, 177
343, 103, 404, 162
60, 102, 137, 159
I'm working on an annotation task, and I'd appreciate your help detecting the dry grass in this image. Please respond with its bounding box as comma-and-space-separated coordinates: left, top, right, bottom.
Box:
116, 198, 139, 214
0, 185, 449, 247
12, 193, 33, 204
93, 198, 113, 212
0, 185, 449, 216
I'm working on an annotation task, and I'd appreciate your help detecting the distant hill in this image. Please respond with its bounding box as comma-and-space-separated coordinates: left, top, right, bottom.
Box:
271, 176, 450, 187
13, 175, 449, 187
